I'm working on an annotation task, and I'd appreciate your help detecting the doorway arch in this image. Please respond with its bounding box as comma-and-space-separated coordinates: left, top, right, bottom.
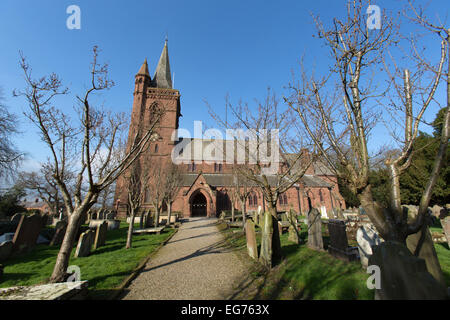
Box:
190, 192, 207, 217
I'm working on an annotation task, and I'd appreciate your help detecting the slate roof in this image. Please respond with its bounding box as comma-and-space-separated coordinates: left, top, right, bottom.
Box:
180, 173, 331, 188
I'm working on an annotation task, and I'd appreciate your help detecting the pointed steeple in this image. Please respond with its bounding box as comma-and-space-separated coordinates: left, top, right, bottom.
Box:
137, 58, 150, 77
153, 39, 172, 89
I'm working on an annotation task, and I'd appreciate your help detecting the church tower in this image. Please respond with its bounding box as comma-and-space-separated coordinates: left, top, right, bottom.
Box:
114, 40, 181, 217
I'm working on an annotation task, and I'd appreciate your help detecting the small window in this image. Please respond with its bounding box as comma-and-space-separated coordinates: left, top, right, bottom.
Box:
219, 163, 222, 172
319, 190, 323, 202
249, 196, 253, 206
154, 144, 159, 153
189, 162, 196, 172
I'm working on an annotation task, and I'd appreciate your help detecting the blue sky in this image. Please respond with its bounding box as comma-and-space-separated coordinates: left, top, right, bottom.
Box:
0, 0, 448, 178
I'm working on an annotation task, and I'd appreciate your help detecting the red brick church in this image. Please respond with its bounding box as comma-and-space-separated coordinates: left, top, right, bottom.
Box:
114, 41, 346, 219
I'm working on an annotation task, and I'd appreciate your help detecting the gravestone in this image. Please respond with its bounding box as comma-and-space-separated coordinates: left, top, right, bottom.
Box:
369, 241, 448, 299
245, 219, 258, 260
356, 224, 383, 268
288, 225, 300, 244
12, 214, 47, 253
404, 205, 446, 286
50, 220, 67, 246
320, 206, 327, 219
0, 241, 13, 262
98, 209, 104, 220
278, 221, 283, 235
441, 216, 450, 246
259, 211, 273, 268
307, 208, 323, 251
327, 219, 358, 261
93, 221, 108, 250
430, 205, 443, 218
74, 230, 95, 258
219, 211, 226, 221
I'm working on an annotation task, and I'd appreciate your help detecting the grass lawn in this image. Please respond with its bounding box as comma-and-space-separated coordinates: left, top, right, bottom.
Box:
0, 222, 175, 299
219, 219, 450, 300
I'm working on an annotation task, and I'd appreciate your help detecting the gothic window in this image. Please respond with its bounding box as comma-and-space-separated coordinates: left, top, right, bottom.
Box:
249, 195, 253, 206
253, 194, 258, 206
279, 193, 288, 205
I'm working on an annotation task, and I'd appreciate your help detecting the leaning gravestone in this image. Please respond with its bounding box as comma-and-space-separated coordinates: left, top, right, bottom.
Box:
288, 225, 300, 244
369, 241, 448, 299
50, 220, 67, 246
404, 205, 446, 286
327, 219, 358, 261
245, 219, 258, 260
307, 208, 323, 251
74, 230, 95, 258
356, 224, 383, 268
93, 221, 108, 250
430, 205, 443, 218
12, 214, 48, 253
0, 241, 13, 263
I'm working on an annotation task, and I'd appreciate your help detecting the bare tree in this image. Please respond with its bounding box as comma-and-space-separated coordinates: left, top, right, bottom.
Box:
18, 161, 74, 216
163, 162, 182, 226
0, 87, 23, 179
14, 47, 163, 283
285, 0, 449, 284
207, 89, 314, 267
125, 159, 151, 249
146, 158, 167, 228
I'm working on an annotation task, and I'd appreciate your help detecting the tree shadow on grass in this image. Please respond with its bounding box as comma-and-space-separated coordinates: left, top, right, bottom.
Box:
0, 272, 37, 285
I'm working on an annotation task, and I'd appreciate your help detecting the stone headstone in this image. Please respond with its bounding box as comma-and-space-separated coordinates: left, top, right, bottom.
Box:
50, 220, 67, 246
369, 241, 448, 299
93, 221, 108, 250
430, 205, 443, 218
0, 241, 13, 263
320, 206, 327, 219
441, 216, 450, 247
74, 230, 95, 258
278, 221, 283, 235
307, 208, 323, 251
245, 219, 258, 260
288, 225, 300, 244
10, 213, 23, 224
356, 224, 383, 268
12, 214, 47, 253
259, 211, 273, 268
404, 205, 446, 286
327, 219, 358, 261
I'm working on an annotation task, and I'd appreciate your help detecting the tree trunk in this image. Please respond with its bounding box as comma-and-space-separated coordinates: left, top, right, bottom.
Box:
49, 208, 85, 283
126, 207, 136, 249
167, 201, 172, 226
241, 200, 246, 232
231, 200, 235, 223
268, 202, 282, 264
155, 206, 160, 227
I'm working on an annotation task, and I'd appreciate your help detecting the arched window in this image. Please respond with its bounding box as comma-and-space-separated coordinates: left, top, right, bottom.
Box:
279, 193, 288, 205
253, 193, 258, 206
249, 195, 253, 206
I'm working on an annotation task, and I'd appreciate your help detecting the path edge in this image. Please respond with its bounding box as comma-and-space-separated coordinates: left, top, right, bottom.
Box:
108, 227, 179, 300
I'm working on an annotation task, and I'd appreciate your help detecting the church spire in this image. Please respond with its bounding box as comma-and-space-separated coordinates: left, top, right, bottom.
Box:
153, 39, 172, 89
137, 58, 150, 77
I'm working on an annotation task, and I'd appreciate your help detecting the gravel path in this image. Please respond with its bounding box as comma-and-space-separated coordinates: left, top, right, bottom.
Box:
120, 218, 249, 300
